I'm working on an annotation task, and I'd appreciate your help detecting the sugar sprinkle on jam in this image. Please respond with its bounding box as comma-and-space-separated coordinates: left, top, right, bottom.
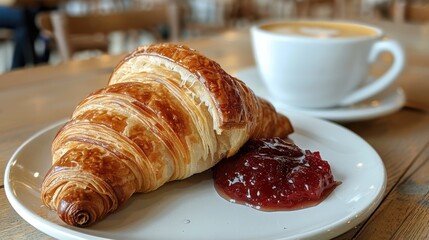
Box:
213, 138, 340, 211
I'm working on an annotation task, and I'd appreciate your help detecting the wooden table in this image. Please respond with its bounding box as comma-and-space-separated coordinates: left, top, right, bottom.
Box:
1, 19, 428, 239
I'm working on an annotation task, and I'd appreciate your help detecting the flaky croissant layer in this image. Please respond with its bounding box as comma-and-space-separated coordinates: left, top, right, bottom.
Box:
41, 43, 293, 227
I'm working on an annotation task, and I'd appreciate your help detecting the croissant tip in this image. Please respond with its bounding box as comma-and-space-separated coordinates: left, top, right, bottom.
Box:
58, 199, 97, 227
72, 210, 92, 227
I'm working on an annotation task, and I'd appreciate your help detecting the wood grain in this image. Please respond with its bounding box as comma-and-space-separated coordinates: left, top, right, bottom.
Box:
332, 109, 429, 239
0, 189, 52, 239
0, 20, 428, 239
355, 142, 429, 239
345, 109, 429, 192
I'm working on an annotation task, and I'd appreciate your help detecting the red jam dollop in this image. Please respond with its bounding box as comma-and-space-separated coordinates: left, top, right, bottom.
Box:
213, 137, 340, 211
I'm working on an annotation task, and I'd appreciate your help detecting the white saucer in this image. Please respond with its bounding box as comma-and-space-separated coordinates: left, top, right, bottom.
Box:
236, 67, 406, 122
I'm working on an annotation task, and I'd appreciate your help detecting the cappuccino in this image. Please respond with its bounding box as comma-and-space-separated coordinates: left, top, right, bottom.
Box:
261, 22, 378, 39
252, 20, 404, 108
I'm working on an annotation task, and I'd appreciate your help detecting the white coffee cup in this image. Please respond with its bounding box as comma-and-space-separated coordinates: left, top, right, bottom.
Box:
251, 20, 405, 108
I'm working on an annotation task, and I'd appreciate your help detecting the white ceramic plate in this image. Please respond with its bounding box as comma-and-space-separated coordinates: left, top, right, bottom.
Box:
5, 114, 386, 240
236, 67, 406, 122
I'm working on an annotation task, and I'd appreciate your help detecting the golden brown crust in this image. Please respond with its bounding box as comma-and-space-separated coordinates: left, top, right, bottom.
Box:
110, 43, 252, 130
42, 43, 293, 227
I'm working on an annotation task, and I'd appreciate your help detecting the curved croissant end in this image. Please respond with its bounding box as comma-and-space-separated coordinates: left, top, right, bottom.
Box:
57, 188, 103, 227
41, 43, 293, 227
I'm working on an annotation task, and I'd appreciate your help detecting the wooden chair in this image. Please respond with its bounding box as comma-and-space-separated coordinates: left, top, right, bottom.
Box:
36, 4, 179, 61
392, 0, 429, 23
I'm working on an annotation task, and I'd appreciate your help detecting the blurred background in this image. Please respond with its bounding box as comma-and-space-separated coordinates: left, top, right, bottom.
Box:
0, 0, 427, 74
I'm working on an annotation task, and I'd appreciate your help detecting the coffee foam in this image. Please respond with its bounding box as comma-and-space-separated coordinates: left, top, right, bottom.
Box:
262, 22, 378, 39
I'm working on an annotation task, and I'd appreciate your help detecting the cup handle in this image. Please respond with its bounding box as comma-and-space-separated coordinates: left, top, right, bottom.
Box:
339, 39, 405, 106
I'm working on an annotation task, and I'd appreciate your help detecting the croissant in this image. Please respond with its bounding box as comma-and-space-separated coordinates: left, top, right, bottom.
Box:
41, 43, 293, 227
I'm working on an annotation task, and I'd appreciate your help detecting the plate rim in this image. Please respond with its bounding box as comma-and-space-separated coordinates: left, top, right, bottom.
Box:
283, 112, 387, 239
3, 119, 105, 240
4, 114, 387, 240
